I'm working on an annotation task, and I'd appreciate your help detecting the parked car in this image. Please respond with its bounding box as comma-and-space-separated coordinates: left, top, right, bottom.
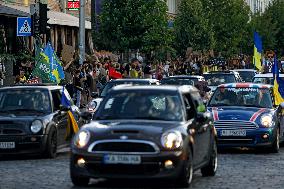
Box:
252, 73, 284, 85
161, 75, 205, 86
0, 84, 79, 158
86, 79, 159, 112
70, 85, 217, 187
203, 71, 242, 92
208, 83, 284, 153
231, 69, 257, 82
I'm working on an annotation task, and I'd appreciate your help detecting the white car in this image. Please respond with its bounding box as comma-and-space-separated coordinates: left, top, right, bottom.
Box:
252, 73, 284, 85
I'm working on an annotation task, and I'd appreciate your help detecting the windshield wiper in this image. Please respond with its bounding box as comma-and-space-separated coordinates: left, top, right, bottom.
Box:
4, 109, 46, 114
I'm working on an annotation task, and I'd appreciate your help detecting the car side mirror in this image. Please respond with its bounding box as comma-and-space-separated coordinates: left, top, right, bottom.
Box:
196, 112, 209, 123
59, 105, 70, 112
80, 111, 92, 120
91, 92, 99, 98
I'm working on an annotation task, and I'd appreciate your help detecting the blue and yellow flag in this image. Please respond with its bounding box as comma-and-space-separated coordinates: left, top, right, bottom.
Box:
272, 55, 284, 105
253, 32, 263, 71
61, 87, 79, 140
44, 42, 65, 84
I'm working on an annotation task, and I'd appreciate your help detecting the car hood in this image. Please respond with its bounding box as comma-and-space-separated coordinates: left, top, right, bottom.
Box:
82, 120, 183, 141
208, 106, 273, 121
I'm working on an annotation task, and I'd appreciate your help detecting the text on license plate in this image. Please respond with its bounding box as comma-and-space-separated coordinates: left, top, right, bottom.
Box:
104, 154, 141, 165
0, 142, 15, 149
221, 130, 246, 136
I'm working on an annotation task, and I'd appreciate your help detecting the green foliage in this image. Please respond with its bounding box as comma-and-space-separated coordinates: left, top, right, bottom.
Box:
201, 0, 250, 57
94, 0, 171, 56
174, 0, 215, 56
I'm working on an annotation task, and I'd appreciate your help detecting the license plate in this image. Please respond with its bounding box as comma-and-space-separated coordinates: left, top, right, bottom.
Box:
220, 130, 246, 136
104, 154, 141, 165
0, 142, 15, 149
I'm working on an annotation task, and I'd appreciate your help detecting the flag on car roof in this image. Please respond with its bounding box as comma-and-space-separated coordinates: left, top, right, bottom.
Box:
253, 32, 263, 71
61, 87, 79, 140
272, 54, 284, 105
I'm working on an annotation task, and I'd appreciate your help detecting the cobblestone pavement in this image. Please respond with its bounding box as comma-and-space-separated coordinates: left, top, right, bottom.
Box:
1, 148, 284, 189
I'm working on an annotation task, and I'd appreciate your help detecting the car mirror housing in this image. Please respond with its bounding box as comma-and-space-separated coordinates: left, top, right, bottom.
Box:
196, 112, 209, 123
80, 111, 92, 120
280, 102, 284, 109
91, 92, 99, 98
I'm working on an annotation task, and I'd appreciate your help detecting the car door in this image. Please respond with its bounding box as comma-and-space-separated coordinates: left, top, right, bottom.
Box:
51, 89, 69, 148
184, 92, 211, 167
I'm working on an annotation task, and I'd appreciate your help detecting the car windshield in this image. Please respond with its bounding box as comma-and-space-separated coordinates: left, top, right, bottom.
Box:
0, 89, 51, 114
237, 71, 256, 82
161, 78, 198, 86
204, 74, 236, 86
95, 91, 183, 121
208, 87, 273, 108
252, 77, 274, 85
100, 81, 149, 97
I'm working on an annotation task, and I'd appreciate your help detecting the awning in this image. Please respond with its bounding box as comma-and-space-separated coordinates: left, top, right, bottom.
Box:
0, 4, 91, 29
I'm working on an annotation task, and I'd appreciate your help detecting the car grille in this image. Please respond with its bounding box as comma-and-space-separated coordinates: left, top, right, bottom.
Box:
89, 140, 159, 154
0, 121, 26, 135
214, 120, 258, 130
87, 163, 160, 176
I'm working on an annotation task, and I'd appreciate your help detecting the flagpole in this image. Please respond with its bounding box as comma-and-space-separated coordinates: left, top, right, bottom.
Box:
79, 0, 85, 65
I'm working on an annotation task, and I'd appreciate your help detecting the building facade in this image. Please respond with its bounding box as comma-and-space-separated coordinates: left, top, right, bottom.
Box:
245, 0, 273, 14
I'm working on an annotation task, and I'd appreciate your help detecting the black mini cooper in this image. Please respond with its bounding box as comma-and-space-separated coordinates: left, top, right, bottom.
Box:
71, 85, 217, 187
0, 85, 78, 158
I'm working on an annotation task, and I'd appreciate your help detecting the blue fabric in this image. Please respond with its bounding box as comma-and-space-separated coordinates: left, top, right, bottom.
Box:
254, 31, 263, 53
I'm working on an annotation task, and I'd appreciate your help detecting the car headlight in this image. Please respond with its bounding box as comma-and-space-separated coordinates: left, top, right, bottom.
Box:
75, 130, 90, 148
30, 120, 43, 134
260, 114, 273, 127
161, 131, 183, 150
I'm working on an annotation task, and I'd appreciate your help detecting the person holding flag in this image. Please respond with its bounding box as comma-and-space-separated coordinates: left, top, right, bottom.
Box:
272, 53, 284, 105
61, 86, 80, 140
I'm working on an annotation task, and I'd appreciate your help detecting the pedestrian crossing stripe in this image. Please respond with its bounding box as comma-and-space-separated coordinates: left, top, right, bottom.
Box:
19, 20, 31, 33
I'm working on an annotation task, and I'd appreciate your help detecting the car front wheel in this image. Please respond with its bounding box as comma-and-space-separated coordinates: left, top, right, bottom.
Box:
176, 148, 193, 187
71, 172, 90, 186
44, 127, 57, 158
201, 139, 217, 176
270, 127, 280, 153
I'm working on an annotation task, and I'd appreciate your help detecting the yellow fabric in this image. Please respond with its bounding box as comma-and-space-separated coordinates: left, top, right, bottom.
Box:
65, 110, 79, 140
273, 78, 284, 106
254, 47, 262, 70
130, 69, 138, 78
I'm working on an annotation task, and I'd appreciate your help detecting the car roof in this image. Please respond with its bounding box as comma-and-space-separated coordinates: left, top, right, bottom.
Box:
231, 69, 257, 72
218, 83, 272, 89
109, 79, 159, 83
254, 73, 284, 78
163, 75, 204, 79
111, 85, 199, 93
203, 71, 234, 75
0, 84, 62, 91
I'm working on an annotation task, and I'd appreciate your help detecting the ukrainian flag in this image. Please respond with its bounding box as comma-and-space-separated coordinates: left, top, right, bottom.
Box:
272, 55, 284, 105
61, 87, 79, 140
253, 32, 263, 71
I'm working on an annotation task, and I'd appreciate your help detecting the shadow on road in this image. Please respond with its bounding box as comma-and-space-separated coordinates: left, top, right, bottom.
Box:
0, 151, 69, 161
70, 178, 185, 189
217, 147, 283, 154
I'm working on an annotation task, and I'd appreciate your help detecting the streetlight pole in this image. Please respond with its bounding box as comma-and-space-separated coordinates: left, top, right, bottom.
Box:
79, 0, 85, 65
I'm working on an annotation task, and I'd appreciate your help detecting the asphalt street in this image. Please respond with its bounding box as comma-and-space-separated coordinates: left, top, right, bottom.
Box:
0, 148, 284, 189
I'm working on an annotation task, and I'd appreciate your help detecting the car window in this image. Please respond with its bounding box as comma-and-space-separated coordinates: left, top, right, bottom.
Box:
0, 89, 51, 113
183, 93, 196, 120
204, 74, 236, 86
208, 87, 273, 108
95, 91, 183, 121
51, 90, 62, 111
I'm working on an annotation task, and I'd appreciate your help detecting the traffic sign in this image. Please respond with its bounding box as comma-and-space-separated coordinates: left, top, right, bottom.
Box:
17, 17, 32, 36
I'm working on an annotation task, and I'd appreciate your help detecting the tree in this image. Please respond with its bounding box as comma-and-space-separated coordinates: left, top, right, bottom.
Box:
202, 0, 250, 57
93, 0, 171, 57
174, 0, 215, 56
